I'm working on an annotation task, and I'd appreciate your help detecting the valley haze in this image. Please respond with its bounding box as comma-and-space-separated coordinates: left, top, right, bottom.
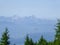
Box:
0, 16, 57, 45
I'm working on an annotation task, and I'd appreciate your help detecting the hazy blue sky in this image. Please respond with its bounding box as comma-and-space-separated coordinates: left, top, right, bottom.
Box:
0, 0, 60, 19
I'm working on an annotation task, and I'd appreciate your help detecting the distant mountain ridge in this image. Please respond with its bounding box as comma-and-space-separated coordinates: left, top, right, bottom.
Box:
0, 16, 57, 45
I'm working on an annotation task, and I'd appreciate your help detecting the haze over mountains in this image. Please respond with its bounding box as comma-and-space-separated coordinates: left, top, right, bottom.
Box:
0, 16, 57, 45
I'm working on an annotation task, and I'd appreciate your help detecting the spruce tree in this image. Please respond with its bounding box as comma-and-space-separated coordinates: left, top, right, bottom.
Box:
54, 20, 60, 45
0, 28, 10, 45
29, 38, 34, 45
24, 35, 30, 45
37, 35, 47, 45
47, 42, 53, 45
34, 42, 37, 45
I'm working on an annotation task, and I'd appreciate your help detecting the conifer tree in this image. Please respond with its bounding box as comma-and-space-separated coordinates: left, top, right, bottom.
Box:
0, 28, 10, 45
47, 42, 53, 45
34, 42, 37, 45
29, 38, 34, 45
24, 35, 30, 45
54, 20, 60, 45
37, 35, 47, 45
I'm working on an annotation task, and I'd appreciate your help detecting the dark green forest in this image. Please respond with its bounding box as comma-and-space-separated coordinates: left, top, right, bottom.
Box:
0, 20, 60, 45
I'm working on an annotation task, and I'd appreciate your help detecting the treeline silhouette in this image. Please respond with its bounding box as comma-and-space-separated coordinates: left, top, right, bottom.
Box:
0, 20, 60, 45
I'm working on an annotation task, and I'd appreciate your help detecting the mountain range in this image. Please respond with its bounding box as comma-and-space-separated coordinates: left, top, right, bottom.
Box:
0, 16, 57, 45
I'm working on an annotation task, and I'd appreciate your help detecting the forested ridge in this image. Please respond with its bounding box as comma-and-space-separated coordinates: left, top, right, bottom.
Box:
0, 20, 60, 45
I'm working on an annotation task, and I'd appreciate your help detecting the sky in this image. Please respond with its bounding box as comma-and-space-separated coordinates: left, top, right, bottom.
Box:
0, 0, 60, 19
